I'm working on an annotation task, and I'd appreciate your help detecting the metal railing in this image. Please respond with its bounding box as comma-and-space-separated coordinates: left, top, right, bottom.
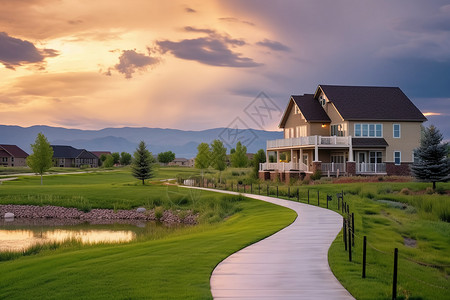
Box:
356, 163, 386, 174
321, 163, 346, 173
260, 161, 309, 172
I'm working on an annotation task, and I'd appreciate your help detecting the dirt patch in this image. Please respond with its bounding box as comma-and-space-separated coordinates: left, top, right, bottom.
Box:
403, 236, 417, 248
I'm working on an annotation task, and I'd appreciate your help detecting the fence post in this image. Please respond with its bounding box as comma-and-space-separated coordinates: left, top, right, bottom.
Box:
392, 248, 398, 300
362, 236, 367, 278
343, 218, 347, 251
258, 184, 261, 195
288, 186, 290, 198
352, 212, 355, 247
348, 219, 352, 261
317, 190, 320, 206
276, 185, 279, 198
297, 188, 299, 201
251, 183, 253, 194
267, 185, 269, 196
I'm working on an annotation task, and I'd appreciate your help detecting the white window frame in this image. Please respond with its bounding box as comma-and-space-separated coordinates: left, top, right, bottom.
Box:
354, 123, 383, 138
394, 151, 401, 165
393, 124, 401, 138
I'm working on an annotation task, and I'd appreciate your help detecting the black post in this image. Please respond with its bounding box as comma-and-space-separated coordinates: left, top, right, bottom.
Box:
343, 218, 347, 251
267, 185, 269, 196
288, 186, 290, 198
348, 220, 352, 261
362, 236, 367, 278
342, 189, 344, 201
352, 212, 355, 247
326, 195, 329, 209
276, 185, 279, 198
317, 190, 320, 206
338, 196, 340, 211
392, 248, 398, 300
308, 189, 310, 204
297, 188, 299, 201
251, 183, 253, 194
258, 184, 261, 195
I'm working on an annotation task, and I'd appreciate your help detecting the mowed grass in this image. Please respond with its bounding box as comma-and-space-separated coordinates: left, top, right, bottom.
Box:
0, 167, 296, 299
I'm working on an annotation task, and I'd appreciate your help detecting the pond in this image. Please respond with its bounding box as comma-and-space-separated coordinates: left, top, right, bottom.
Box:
0, 218, 176, 252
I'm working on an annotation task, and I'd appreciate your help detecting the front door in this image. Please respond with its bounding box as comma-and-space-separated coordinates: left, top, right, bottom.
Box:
357, 152, 366, 164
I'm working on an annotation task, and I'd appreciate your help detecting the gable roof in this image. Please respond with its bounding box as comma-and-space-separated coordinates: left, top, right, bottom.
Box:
316, 85, 427, 122
51, 145, 97, 159
0, 145, 29, 158
279, 94, 331, 127
91, 151, 111, 158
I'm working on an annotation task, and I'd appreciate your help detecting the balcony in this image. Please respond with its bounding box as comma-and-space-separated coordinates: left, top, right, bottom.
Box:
356, 163, 386, 174
260, 161, 309, 172
267, 135, 351, 149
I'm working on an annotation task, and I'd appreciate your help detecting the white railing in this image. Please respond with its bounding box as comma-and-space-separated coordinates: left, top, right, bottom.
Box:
267, 135, 350, 149
356, 163, 386, 174
321, 163, 346, 173
260, 162, 309, 172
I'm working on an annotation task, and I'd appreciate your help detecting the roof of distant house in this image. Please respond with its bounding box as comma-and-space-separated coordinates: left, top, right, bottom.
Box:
51, 145, 97, 159
172, 158, 188, 162
91, 151, 112, 158
0, 144, 29, 157
316, 85, 427, 121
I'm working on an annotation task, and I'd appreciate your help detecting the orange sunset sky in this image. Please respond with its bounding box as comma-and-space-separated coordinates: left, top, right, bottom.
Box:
1, 0, 449, 138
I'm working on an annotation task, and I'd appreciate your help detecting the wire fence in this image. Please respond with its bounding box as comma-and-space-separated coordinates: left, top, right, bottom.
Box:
178, 176, 450, 299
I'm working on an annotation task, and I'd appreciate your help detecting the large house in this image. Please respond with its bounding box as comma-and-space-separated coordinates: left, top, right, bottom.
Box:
259, 85, 427, 182
52, 145, 99, 168
0, 145, 29, 167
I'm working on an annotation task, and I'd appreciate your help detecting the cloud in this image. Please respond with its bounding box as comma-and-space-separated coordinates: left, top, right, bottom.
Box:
114, 49, 159, 78
185, 7, 196, 13
257, 39, 290, 52
0, 32, 58, 70
156, 27, 261, 67
219, 17, 255, 26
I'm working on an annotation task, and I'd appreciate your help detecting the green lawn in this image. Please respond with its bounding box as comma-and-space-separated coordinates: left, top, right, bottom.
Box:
0, 167, 296, 299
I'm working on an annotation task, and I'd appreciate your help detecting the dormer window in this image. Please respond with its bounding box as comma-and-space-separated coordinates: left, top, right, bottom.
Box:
319, 95, 326, 106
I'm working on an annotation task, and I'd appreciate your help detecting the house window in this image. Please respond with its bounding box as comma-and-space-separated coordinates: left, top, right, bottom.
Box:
294, 105, 300, 114
1, 157, 8, 163
394, 151, 401, 165
296, 125, 307, 137
354, 123, 382, 137
369, 151, 382, 163
331, 124, 346, 136
393, 124, 401, 138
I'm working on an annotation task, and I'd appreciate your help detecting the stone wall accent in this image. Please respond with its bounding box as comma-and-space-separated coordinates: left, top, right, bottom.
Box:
386, 163, 412, 176
259, 171, 270, 181
312, 161, 322, 173
346, 161, 356, 176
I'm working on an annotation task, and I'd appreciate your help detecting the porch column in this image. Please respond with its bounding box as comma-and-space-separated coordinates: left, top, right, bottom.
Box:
348, 135, 354, 162
290, 149, 293, 162
266, 150, 269, 164
299, 148, 303, 164
277, 151, 280, 170
314, 135, 319, 162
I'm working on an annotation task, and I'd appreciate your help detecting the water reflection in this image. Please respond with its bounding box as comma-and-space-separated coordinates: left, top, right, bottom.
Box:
0, 218, 155, 252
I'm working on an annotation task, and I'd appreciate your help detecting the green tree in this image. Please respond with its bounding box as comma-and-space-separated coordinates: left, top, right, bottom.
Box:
411, 125, 449, 190
210, 139, 227, 182
157, 151, 176, 165
120, 152, 132, 165
195, 143, 211, 179
111, 152, 120, 165
26, 133, 54, 185
131, 141, 155, 185
230, 141, 248, 168
252, 149, 266, 179
103, 155, 114, 168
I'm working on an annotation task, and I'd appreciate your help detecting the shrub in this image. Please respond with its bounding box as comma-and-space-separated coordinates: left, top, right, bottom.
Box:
154, 206, 164, 220
425, 187, 434, 194
400, 188, 411, 195
310, 170, 322, 180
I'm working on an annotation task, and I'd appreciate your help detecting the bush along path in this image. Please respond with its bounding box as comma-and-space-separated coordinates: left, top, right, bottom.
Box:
182, 186, 354, 300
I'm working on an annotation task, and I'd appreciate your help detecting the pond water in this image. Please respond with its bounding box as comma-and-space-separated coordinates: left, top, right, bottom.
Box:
0, 218, 174, 252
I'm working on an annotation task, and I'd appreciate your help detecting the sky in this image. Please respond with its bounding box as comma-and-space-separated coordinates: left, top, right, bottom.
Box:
0, 0, 449, 140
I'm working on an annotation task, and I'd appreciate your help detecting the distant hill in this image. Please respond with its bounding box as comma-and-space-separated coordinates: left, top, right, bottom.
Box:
0, 125, 282, 158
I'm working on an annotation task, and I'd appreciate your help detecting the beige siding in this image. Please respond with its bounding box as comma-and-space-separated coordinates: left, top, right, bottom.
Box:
309, 123, 329, 136
284, 102, 308, 129
348, 121, 422, 163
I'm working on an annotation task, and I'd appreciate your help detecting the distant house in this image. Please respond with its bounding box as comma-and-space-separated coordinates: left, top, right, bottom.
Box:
168, 158, 189, 166
0, 145, 29, 167
260, 85, 427, 181
51, 145, 99, 168
187, 158, 195, 167
91, 151, 112, 159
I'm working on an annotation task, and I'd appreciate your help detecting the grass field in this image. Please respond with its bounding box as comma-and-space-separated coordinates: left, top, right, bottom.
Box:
0, 167, 297, 299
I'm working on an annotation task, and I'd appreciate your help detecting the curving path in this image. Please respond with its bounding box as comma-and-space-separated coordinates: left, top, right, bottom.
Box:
185, 187, 354, 300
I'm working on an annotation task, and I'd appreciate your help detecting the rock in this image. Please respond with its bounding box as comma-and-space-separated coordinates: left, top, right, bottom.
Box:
136, 207, 146, 213
5, 212, 14, 219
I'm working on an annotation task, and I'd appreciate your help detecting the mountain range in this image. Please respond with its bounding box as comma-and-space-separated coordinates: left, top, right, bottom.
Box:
0, 125, 282, 158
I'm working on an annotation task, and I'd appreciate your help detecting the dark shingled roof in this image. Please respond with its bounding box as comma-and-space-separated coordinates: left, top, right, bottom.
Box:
352, 138, 389, 148
279, 94, 330, 127
0, 145, 29, 157
51, 145, 97, 159
317, 85, 427, 121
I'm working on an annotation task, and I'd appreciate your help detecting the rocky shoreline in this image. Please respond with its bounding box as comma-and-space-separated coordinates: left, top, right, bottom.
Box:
0, 204, 198, 226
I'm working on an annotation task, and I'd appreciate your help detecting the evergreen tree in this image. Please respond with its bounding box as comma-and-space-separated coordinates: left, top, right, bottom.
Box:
210, 139, 227, 182
230, 141, 248, 167
252, 149, 267, 179
27, 133, 54, 185
131, 141, 155, 185
195, 143, 211, 180
411, 125, 449, 190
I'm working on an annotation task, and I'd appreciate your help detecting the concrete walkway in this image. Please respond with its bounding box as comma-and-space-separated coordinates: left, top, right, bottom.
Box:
185, 187, 354, 300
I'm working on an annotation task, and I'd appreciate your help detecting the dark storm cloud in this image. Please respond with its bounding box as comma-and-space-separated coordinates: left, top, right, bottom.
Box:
114, 49, 159, 78
156, 28, 261, 67
256, 39, 290, 52
0, 32, 58, 70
